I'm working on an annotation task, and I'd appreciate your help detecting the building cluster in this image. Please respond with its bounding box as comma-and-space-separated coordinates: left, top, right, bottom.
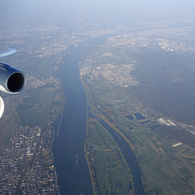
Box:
157, 118, 177, 126
20, 159, 58, 195
80, 63, 139, 87
157, 118, 195, 137
25, 76, 46, 90
0, 125, 58, 195
24, 75, 61, 91
106, 26, 195, 53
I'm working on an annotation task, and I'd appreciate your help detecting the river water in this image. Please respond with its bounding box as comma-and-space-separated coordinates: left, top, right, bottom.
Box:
52, 45, 93, 195
52, 39, 144, 195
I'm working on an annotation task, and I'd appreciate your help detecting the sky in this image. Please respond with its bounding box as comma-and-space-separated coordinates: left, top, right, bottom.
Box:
1, 0, 195, 20
1, 0, 195, 30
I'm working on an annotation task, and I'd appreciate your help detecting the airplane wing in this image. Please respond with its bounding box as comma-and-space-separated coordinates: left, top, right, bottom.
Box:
0, 47, 17, 59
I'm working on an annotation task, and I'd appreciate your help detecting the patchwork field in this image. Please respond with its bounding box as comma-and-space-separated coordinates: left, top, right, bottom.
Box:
17, 87, 55, 126
81, 45, 195, 194
86, 119, 134, 195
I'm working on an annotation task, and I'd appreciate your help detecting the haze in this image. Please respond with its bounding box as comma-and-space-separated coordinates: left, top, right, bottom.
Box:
1, 0, 195, 26
1, 0, 195, 194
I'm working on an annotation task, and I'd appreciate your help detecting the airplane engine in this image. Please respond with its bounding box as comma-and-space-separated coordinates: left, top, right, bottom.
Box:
0, 96, 4, 118
0, 63, 25, 94
0, 48, 26, 118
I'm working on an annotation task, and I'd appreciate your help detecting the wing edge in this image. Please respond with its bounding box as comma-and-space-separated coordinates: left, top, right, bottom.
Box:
0, 47, 17, 59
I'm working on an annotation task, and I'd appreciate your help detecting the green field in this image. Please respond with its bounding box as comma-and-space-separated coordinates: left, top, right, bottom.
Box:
23, 89, 41, 104
16, 103, 33, 112
178, 167, 193, 181
95, 150, 110, 195
88, 119, 134, 195
17, 88, 55, 126
82, 46, 195, 194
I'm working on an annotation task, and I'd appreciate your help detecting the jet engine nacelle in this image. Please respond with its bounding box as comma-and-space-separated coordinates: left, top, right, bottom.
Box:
0, 47, 26, 118
0, 63, 26, 94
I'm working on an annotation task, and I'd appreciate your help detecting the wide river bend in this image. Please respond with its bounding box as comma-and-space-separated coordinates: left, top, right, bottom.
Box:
52, 40, 144, 195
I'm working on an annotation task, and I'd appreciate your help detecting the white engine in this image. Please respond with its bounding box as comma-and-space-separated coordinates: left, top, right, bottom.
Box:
0, 47, 26, 118
0, 63, 25, 94
0, 63, 26, 118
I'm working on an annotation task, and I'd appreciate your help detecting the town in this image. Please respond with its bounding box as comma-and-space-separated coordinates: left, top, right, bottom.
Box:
0, 123, 58, 195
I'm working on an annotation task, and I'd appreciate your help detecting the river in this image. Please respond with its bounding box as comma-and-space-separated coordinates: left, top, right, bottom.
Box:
52, 38, 144, 195
52, 45, 93, 195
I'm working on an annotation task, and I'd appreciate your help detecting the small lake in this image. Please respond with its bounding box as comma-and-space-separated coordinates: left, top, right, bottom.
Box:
125, 115, 134, 120
134, 113, 146, 120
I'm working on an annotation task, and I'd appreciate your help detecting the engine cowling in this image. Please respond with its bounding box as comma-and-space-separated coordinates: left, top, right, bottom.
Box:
0, 63, 26, 94
0, 96, 4, 118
